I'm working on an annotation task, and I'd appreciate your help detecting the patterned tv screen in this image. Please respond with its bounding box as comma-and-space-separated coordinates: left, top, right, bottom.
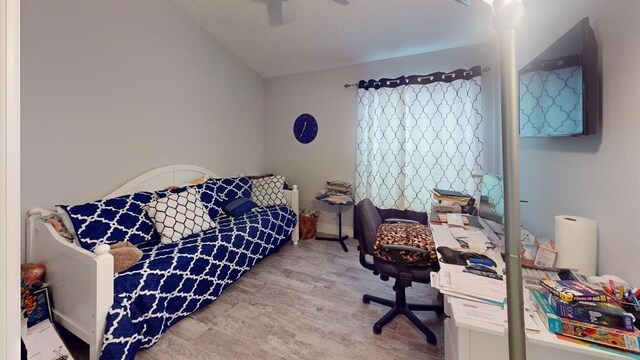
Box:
519, 18, 598, 137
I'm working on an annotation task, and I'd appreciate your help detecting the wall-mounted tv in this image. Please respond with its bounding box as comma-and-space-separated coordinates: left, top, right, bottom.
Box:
519, 18, 599, 137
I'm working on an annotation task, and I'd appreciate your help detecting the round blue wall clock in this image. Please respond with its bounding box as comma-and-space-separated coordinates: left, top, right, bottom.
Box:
293, 113, 318, 144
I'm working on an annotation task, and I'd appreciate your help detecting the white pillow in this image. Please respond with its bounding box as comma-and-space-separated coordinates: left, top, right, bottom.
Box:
145, 188, 214, 244
251, 175, 287, 207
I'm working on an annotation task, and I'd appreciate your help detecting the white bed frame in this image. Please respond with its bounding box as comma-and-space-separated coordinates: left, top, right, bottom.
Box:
26, 165, 299, 360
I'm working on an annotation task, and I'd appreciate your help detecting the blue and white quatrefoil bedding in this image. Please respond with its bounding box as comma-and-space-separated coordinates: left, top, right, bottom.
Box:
99, 205, 296, 360
60, 177, 253, 252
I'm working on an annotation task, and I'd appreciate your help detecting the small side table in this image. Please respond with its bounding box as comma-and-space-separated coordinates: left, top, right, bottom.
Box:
315, 196, 354, 252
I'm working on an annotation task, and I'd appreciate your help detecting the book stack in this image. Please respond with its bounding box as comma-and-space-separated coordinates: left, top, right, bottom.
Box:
431, 188, 471, 206
323, 181, 353, 204
326, 181, 352, 195
531, 280, 639, 354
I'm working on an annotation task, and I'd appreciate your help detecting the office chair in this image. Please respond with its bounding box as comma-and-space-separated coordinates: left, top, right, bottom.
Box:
354, 199, 442, 345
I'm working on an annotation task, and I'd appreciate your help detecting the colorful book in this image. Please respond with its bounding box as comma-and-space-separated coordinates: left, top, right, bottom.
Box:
551, 297, 636, 331
530, 289, 563, 333
560, 316, 640, 354
531, 290, 640, 354
541, 279, 608, 303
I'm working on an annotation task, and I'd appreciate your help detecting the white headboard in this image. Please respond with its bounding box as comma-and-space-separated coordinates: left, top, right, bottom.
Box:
106, 165, 220, 199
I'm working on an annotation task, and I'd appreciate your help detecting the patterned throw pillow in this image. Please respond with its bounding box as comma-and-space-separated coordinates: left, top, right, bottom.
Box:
59, 192, 157, 252
155, 183, 215, 218
145, 188, 214, 244
250, 175, 287, 207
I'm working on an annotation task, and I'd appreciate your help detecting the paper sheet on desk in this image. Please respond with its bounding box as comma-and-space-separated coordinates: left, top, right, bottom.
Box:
450, 298, 541, 332
467, 229, 490, 248
503, 304, 541, 332
450, 298, 505, 328
447, 213, 464, 227
438, 265, 506, 304
449, 227, 469, 239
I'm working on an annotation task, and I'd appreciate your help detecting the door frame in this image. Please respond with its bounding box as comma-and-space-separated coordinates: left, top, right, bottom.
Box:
1, 0, 20, 359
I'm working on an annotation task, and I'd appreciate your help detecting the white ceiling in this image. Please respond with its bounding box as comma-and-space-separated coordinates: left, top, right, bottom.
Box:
172, 0, 494, 78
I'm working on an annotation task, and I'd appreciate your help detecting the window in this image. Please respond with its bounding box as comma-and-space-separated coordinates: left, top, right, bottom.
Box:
355, 67, 484, 211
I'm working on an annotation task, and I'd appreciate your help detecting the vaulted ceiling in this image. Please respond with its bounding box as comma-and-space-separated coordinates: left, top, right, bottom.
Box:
173, 0, 494, 78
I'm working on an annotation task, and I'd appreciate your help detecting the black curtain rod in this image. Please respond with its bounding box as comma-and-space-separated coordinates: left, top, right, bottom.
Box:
344, 66, 491, 88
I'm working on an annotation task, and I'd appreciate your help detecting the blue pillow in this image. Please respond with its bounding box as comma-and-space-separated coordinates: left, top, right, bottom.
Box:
59, 191, 157, 252
223, 197, 258, 217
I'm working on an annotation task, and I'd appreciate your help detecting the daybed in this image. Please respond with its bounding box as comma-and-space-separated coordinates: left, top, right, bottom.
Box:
26, 165, 299, 360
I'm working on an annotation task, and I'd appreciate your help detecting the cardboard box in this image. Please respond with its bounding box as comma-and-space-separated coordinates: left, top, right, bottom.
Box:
534, 237, 557, 268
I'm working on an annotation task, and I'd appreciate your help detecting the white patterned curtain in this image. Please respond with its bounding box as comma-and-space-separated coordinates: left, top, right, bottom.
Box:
355, 67, 484, 212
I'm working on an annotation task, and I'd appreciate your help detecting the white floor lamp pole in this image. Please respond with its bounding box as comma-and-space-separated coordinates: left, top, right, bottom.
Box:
490, 0, 526, 359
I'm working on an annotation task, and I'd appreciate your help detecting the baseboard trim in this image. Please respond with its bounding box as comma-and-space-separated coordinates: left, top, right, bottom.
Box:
316, 222, 354, 238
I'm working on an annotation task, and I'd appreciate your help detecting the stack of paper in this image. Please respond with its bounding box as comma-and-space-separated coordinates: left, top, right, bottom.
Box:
450, 298, 506, 328
22, 319, 74, 360
450, 298, 541, 332
433, 265, 507, 306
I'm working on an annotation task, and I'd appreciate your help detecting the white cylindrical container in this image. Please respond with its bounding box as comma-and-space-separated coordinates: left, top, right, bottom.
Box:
554, 215, 598, 276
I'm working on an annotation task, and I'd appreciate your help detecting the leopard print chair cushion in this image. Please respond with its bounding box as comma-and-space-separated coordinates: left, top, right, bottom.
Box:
374, 223, 437, 265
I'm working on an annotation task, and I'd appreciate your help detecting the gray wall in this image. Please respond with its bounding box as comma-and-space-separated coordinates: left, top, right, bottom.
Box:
264, 44, 499, 235
517, 0, 640, 284
21, 0, 264, 255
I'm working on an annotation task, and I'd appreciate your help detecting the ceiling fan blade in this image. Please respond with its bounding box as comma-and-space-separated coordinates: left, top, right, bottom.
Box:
454, 0, 494, 6
332, 0, 350, 5
265, 0, 296, 26
281, 0, 296, 24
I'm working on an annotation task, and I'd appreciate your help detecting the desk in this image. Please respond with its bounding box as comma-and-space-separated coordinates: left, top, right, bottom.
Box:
431, 217, 632, 360
315, 196, 353, 252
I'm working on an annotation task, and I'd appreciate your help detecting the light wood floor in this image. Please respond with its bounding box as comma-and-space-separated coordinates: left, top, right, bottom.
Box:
137, 237, 444, 360
62, 237, 445, 359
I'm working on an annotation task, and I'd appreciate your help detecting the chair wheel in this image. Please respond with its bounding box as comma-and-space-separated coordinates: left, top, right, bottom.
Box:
373, 324, 382, 334
362, 295, 370, 304
426, 335, 437, 345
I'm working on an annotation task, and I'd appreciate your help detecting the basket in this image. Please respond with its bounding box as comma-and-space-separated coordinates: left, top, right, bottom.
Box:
299, 209, 321, 240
